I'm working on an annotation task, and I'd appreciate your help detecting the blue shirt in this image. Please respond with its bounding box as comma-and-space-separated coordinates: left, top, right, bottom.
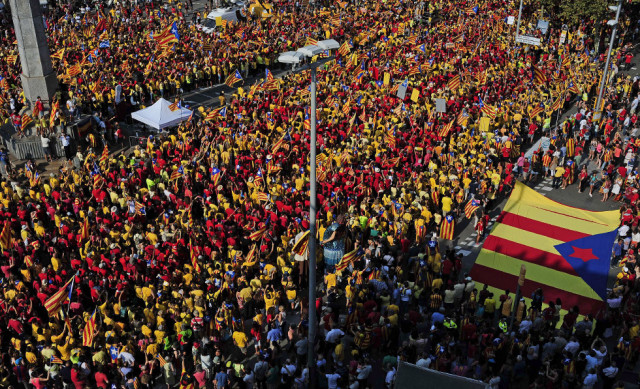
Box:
215, 371, 229, 389
431, 311, 445, 324
613, 243, 622, 256
266, 328, 282, 342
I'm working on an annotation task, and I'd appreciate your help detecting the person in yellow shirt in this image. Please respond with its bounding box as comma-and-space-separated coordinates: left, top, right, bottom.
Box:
441, 195, 453, 215
232, 330, 248, 355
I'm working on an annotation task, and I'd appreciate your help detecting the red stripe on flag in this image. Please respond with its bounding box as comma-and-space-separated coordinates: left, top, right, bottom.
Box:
498, 212, 590, 242
469, 264, 603, 315
482, 235, 577, 276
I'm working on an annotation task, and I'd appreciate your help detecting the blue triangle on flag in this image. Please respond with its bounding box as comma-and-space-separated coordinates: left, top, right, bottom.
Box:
554, 229, 617, 300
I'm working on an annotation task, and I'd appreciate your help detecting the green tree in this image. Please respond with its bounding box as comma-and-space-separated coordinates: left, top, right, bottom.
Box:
537, 0, 609, 25
559, 0, 608, 25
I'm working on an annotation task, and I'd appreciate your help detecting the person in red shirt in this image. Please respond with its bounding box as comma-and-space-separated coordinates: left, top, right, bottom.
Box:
71, 365, 87, 389
94, 367, 110, 389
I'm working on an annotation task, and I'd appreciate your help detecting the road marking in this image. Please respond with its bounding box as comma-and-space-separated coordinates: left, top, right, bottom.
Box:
457, 249, 472, 256
541, 186, 553, 191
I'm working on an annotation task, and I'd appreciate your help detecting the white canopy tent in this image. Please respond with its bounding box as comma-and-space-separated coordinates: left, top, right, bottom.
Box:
131, 98, 192, 130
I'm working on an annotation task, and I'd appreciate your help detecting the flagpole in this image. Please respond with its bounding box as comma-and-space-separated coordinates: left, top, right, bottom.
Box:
594, 0, 622, 122
307, 65, 318, 389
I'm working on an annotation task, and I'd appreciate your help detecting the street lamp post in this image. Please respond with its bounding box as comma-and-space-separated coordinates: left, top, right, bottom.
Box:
279, 40, 339, 389
515, 0, 524, 42
594, 0, 623, 122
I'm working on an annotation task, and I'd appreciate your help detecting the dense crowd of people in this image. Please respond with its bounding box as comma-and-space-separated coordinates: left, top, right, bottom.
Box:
0, 0, 640, 388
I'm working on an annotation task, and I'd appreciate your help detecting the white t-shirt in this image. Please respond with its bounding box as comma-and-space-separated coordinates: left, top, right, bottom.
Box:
618, 224, 630, 237
326, 373, 341, 389
385, 368, 396, 387
325, 329, 344, 343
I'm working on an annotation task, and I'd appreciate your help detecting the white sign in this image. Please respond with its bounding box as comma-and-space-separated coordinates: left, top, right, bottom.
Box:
536, 20, 549, 34
397, 80, 408, 100
515, 35, 541, 46
507, 16, 515, 25
559, 30, 567, 45
435, 98, 447, 113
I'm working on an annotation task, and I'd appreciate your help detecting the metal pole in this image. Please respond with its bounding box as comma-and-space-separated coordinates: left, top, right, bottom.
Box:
515, 0, 524, 41
595, 0, 622, 120
307, 66, 318, 389
509, 285, 520, 331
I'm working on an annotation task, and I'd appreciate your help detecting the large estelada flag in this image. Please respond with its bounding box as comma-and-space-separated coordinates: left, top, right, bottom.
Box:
469, 182, 619, 315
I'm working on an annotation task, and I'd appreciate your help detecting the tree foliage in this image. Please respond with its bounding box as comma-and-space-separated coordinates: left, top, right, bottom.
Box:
537, 0, 609, 26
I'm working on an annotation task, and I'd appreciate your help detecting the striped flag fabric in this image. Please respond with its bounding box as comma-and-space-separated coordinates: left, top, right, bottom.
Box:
439, 215, 455, 240
476, 71, 487, 85
0, 220, 11, 250
44, 275, 74, 315
292, 230, 311, 256
416, 224, 427, 242
256, 192, 269, 202
67, 64, 82, 77
51, 356, 64, 364
134, 201, 146, 216
335, 248, 363, 272
51, 49, 65, 61
81, 217, 89, 240
456, 111, 468, 126
464, 199, 481, 219
155, 22, 180, 46
265, 68, 275, 82
305, 37, 318, 46
481, 104, 498, 120
567, 80, 580, 94
551, 93, 564, 111
49, 100, 59, 128
532, 65, 546, 85
168, 101, 179, 111
99, 145, 109, 166
338, 41, 351, 56
189, 241, 201, 272
249, 225, 268, 241
394, 103, 403, 116
465, 4, 479, 14
304, 112, 311, 130
438, 120, 454, 138
205, 106, 226, 121
21, 114, 33, 128
93, 174, 104, 189
342, 99, 351, 115
225, 70, 243, 87
211, 167, 221, 187
270, 136, 286, 154
407, 66, 421, 76
469, 182, 620, 315
82, 310, 98, 347
156, 354, 168, 367
245, 245, 257, 264
529, 105, 544, 119
447, 75, 461, 91
170, 166, 184, 181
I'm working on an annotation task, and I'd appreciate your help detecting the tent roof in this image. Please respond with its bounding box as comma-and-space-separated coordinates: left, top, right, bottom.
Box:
131, 98, 192, 130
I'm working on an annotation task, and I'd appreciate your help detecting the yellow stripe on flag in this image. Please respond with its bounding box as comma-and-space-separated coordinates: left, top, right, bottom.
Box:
505, 182, 619, 234
474, 250, 602, 301
490, 223, 562, 254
